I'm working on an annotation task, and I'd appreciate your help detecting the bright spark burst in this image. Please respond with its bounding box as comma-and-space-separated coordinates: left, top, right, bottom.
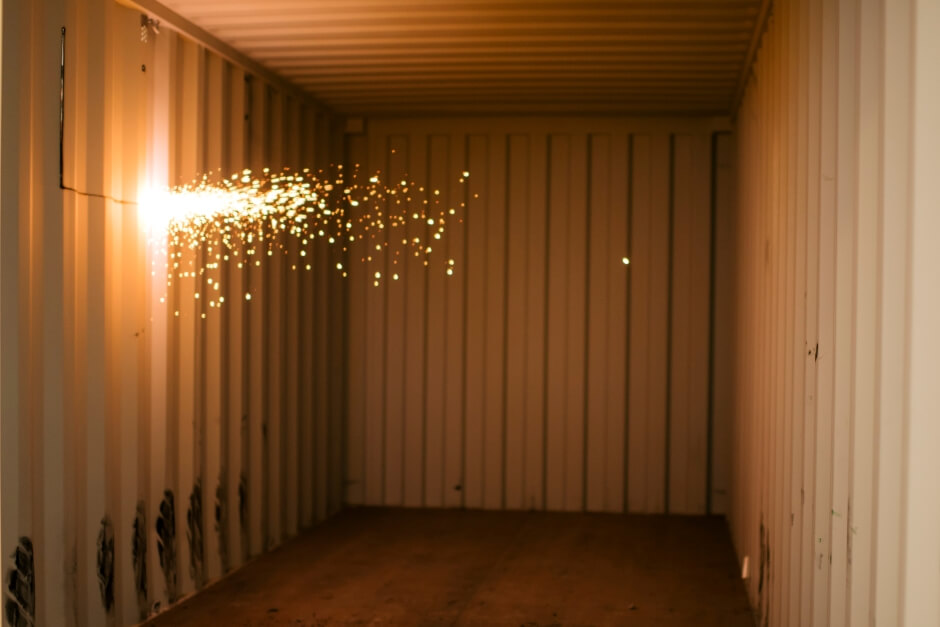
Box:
143, 166, 468, 313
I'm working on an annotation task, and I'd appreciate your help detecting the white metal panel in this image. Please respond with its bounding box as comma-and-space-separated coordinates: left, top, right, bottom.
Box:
904, 1, 940, 623
722, 0, 940, 625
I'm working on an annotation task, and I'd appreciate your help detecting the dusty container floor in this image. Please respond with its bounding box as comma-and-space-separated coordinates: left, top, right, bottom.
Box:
146, 508, 753, 626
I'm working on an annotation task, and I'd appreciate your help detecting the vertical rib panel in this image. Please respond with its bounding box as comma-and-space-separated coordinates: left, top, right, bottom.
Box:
503, 134, 528, 510
585, 134, 610, 513
523, 132, 547, 512
424, 134, 450, 508
544, 134, 569, 511
403, 135, 428, 507
442, 134, 468, 509
462, 134, 488, 509
383, 135, 408, 506
483, 133, 507, 510
344, 132, 369, 507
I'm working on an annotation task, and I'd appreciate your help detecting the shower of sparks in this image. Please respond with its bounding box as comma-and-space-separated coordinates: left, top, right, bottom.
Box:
142, 165, 469, 311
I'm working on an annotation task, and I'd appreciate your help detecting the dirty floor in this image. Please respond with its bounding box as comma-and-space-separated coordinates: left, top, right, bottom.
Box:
145, 508, 753, 627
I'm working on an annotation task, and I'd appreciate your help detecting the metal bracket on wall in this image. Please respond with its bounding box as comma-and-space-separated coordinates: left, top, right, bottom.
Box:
140, 14, 161, 43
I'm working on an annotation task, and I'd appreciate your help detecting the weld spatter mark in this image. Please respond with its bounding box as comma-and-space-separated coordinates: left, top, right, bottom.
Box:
215, 475, 229, 573
97, 517, 115, 613
187, 479, 205, 587
132, 501, 148, 619
156, 490, 178, 602
5, 537, 35, 627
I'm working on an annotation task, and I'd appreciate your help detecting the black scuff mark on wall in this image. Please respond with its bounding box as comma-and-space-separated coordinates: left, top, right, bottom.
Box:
764, 545, 771, 627
758, 518, 770, 627
132, 501, 148, 620
187, 479, 205, 588
96, 517, 115, 614
5, 537, 35, 627
757, 520, 765, 597
238, 473, 248, 556
215, 475, 228, 573
847, 498, 854, 567
156, 490, 178, 602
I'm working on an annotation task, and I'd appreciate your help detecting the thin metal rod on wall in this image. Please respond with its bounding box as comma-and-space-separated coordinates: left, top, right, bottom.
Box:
59, 27, 65, 189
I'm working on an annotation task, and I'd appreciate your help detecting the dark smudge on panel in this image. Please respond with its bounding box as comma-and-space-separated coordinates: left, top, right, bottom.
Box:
133, 501, 148, 619
157, 490, 178, 602
215, 475, 228, 573
187, 479, 205, 587
96, 517, 115, 613
5, 537, 35, 627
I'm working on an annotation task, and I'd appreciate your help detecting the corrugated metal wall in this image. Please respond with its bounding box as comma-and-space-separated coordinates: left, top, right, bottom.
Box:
343, 117, 733, 516
155, 0, 764, 116
5, 0, 938, 626
0, 1, 343, 625
723, 0, 940, 625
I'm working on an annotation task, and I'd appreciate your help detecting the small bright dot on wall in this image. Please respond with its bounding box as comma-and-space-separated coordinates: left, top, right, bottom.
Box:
622, 257, 630, 265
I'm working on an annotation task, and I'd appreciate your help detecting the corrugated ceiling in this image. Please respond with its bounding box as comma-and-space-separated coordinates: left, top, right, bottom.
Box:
157, 0, 765, 115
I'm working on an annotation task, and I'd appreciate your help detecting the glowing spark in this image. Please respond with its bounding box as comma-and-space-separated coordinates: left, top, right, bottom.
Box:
141, 165, 468, 316
622, 257, 630, 265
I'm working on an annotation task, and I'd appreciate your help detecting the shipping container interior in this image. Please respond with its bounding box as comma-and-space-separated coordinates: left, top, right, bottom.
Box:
1, 0, 938, 626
